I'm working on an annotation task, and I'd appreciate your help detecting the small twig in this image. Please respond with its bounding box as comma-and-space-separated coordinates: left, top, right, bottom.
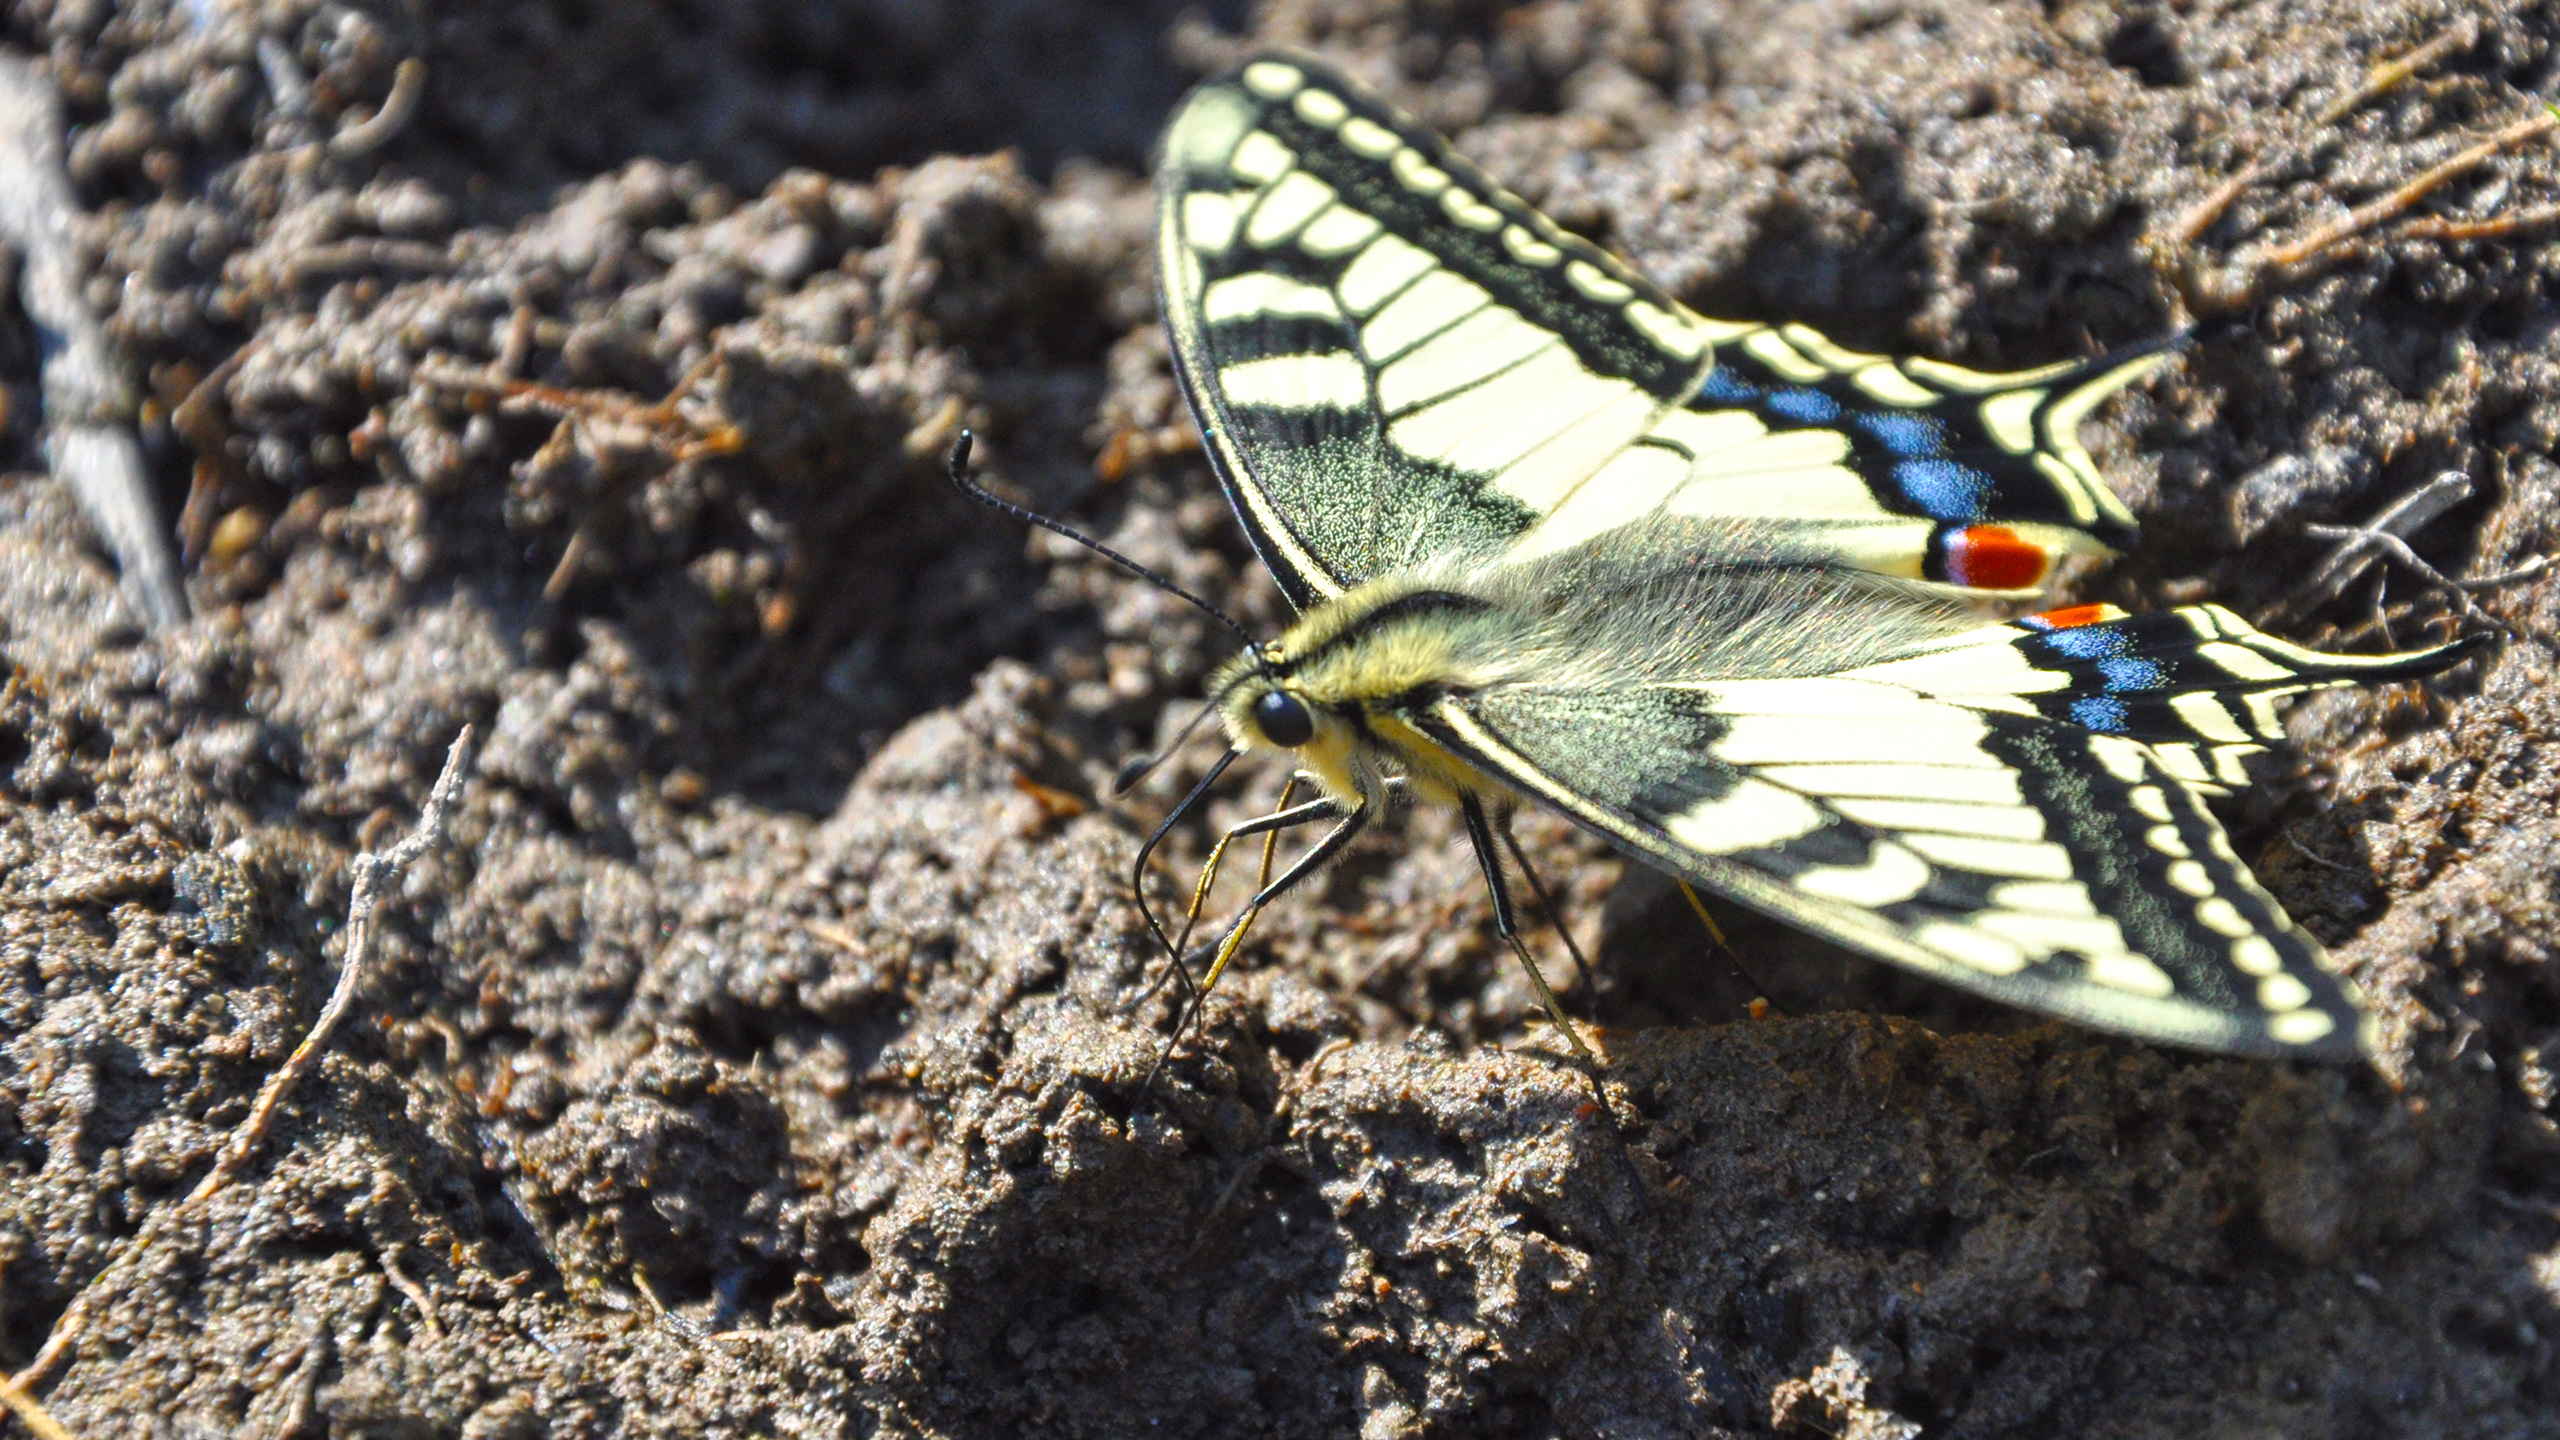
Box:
0, 1373, 76, 1440
2167, 83, 2560, 317
2316, 24, 2476, 125
377, 1245, 445, 1343
186, 725, 476, 1206
2398, 201, 2560, 241
2264, 470, 2550, 631
2283, 829, 2369, 878
0, 56, 186, 630
8, 728, 475, 1396
328, 57, 427, 158
2252, 110, 2560, 275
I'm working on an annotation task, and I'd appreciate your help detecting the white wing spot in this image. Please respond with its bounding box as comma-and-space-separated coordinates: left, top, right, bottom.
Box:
1977, 388, 2045, 455
1241, 61, 1304, 98
2172, 693, 2253, 744
1362, 270, 1492, 360
2192, 896, 2254, 937
1390, 147, 1451, 195
1378, 303, 1560, 408
1905, 354, 2078, 393
2087, 735, 2151, 783
1565, 260, 1635, 302
1778, 323, 1881, 372
2083, 951, 2177, 998
1335, 233, 1438, 314
1292, 87, 1349, 127
1217, 353, 1369, 411
1484, 385, 1666, 521
2154, 745, 2215, 786
1501, 224, 1562, 265
1246, 171, 1337, 247
2269, 1010, 2337, 1046
2126, 785, 2172, 822
1625, 300, 1706, 360
1901, 833, 2076, 880
2199, 641, 2295, 682
1663, 779, 1827, 855
1828, 797, 2047, 843
1441, 189, 1504, 230
2144, 823, 2190, 857
1391, 345, 1613, 474
2231, 935, 2283, 976
2163, 859, 2215, 897
1741, 329, 1826, 382
1339, 115, 1399, 158
2258, 973, 2313, 1012
1986, 879, 2098, 915
1795, 842, 1932, 906
1230, 130, 1295, 185
1851, 363, 1938, 407
1181, 192, 1241, 254
1202, 272, 1341, 324
1913, 921, 2028, 975
1298, 205, 1382, 258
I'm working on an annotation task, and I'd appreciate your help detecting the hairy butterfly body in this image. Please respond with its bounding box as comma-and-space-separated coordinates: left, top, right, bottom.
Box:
1139, 53, 2479, 1059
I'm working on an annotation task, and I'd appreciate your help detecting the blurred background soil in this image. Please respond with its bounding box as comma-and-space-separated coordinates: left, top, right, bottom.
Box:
2, 1, 2558, 1436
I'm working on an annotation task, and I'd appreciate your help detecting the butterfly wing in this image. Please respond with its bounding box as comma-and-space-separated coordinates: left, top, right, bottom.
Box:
1156, 54, 2175, 608
1413, 602, 2481, 1058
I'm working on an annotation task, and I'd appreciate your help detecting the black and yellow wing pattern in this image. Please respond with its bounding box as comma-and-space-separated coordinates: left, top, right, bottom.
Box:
1154, 54, 2481, 1057
1159, 54, 2176, 608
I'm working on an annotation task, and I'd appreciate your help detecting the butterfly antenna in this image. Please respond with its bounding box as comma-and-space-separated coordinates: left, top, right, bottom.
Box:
944, 431, 1259, 647
1111, 699, 1228, 796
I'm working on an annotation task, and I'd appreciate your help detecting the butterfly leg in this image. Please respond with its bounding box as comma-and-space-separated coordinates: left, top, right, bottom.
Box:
1125, 748, 1242, 1011
1459, 794, 1596, 1063
1138, 799, 1368, 1099
1492, 809, 1597, 999
1676, 880, 1786, 1020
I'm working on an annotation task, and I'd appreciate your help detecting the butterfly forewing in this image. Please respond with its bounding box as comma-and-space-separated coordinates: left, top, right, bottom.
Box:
1158, 55, 2176, 607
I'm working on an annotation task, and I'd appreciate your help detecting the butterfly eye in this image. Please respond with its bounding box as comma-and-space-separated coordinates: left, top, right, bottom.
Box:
1253, 690, 1315, 747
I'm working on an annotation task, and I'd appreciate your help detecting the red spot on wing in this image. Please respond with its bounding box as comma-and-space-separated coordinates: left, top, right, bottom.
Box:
1939, 525, 2049, 590
2024, 603, 2113, 630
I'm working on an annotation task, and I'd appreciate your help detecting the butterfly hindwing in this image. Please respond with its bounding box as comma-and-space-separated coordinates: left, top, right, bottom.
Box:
1158, 54, 2178, 608
1415, 603, 2479, 1058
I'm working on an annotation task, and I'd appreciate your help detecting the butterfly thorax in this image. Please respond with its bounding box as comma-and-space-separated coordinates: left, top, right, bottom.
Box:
1212, 577, 1532, 809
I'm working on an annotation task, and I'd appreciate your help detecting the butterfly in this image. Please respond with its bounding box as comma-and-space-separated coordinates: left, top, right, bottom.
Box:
1065, 51, 2484, 1062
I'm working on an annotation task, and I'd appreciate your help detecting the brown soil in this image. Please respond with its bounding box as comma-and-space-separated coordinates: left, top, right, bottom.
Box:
2, 2, 2557, 1437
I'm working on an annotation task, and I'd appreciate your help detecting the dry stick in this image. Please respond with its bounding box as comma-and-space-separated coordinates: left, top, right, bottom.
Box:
2171, 91, 2559, 316
2315, 23, 2477, 126
2251, 110, 2560, 276
7, 727, 477, 1401
187, 726, 477, 1207
0, 1375, 76, 1440
0, 55, 186, 630
327, 57, 427, 158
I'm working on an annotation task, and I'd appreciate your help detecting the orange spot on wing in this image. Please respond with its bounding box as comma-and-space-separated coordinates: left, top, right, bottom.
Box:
1941, 525, 2049, 589
2028, 603, 2116, 629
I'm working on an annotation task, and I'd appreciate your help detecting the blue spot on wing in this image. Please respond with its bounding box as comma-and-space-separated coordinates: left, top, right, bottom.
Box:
2071, 696, 2131, 732
1854, 412, 1946, 457
1893, 459, 1992, 521
1765, 388, 1842, 423
2043, 626, 2132, 660
2096, 657, 2168, 690
1695, 369, 1758, 403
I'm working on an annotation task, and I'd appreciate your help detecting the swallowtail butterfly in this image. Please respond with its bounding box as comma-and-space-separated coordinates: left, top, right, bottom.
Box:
1124, 52, 2479, 1059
